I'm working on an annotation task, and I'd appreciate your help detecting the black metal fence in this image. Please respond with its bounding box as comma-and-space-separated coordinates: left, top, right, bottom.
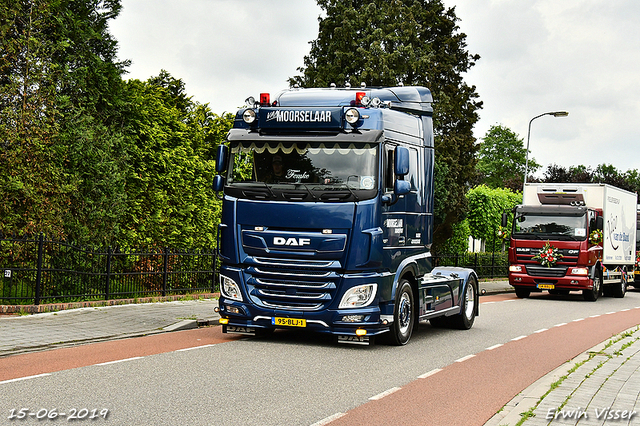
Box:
0, 234, 217, 305
1, 234, 507, 305
432, 251, 509, 280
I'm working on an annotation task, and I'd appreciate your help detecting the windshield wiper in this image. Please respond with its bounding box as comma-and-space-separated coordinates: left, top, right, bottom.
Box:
339, 184, 359, 201
300, 183, 318, 200
260, 182, 276, 198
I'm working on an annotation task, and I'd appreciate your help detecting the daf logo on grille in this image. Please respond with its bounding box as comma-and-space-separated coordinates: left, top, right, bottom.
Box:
273, 237, 311, 247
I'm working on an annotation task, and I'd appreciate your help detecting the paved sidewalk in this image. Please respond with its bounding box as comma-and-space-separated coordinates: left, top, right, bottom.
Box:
0, 298, 220, 357
485, 325, 640, 426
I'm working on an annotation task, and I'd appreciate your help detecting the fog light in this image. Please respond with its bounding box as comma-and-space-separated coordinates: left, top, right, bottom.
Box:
227, 306, 242, 315
355, 329, 367, 336
219, 318, 229, 325
342, 315, 364, 323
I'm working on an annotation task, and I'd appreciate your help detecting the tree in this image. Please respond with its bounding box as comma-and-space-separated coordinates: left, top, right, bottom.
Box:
289, 0, 482, 250
0, 0, 129, 243
541, 163, 640, 194
118, 72, 233, 250
466, 185, 521, 251
476, 124, 540, 191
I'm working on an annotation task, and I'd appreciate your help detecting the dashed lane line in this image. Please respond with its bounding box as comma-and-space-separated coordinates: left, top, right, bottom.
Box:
455, 354, 476, 363
417, 368, 442, 379
369, 387, 401, 401
0, 373, 51, 385
95, 357, 143, 366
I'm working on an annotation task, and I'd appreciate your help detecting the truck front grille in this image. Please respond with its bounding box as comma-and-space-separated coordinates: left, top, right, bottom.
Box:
525, 265, 567, 278
246, 261, 339, 311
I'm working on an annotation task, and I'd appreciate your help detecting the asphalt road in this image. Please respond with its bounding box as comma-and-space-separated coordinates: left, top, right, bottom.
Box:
1, 289, 640, 426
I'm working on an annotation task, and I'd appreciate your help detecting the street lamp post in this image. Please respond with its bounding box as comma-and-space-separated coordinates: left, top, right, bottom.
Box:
523, 111, 569, 190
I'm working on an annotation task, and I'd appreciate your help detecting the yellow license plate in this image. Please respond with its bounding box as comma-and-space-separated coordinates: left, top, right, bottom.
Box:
537, 284, 555, 290
272, 317, 306, 328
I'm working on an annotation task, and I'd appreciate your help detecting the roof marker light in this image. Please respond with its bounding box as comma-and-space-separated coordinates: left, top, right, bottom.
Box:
260, 93, 270, 106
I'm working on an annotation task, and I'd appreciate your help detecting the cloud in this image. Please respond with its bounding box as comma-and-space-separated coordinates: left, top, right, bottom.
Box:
112, 0, 640, 172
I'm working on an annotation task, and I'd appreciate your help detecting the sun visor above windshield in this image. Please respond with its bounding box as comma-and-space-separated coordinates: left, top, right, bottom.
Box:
227, 128, 384, 144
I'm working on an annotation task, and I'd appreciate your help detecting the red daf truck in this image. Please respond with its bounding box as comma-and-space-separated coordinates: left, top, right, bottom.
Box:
503, 183, 637, 301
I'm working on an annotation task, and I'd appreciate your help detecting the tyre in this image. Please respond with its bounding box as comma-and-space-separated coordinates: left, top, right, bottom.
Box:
612, 269, 627, 298
447, 276, 477, 330
583, 269, 602, 301
386, 279, 415, 346
514, 287, 530, 298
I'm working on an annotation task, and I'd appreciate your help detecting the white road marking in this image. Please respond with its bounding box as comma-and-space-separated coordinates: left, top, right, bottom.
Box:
95, 357, 143, 366
310, 413, 346, 426
418, 368, 442, 379
455, 354, 476, 363
369, 387, 401, 401
0, 373, 51, 385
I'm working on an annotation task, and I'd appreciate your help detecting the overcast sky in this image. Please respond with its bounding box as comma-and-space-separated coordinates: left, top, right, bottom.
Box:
110, 1, 640, 176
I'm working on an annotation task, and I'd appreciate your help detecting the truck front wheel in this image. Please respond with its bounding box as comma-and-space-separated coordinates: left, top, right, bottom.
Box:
583, 269, 602, 301
386, 280, 415, 346
514, 287, 530, 298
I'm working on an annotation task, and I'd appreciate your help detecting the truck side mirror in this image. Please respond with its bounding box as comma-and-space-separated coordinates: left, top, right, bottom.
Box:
213, 175, 225, 192
596, 216, 603, 230
501, 212, 508, 228
394, 146, 409, 176
215, 145, 229, 173
394, 179, 411, 196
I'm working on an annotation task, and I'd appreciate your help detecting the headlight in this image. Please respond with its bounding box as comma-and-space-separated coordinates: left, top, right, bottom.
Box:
242, 109, 256, 124
570, 267, 589, 276
509, 265, 524, 273
220, 275, 243, 301
344, 108, 360, 125
339, 284, 377, 309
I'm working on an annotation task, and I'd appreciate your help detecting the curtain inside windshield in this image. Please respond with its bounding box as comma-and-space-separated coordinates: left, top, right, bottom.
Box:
229, 141, 377, 190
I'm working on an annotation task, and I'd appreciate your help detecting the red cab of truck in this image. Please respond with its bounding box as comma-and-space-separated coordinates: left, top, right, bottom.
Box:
504, 184, 637, 301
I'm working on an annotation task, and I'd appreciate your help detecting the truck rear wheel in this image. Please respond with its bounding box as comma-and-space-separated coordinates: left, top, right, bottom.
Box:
612, 270, 627, 298
386, 280, 415, 346
583, 269, 602, 301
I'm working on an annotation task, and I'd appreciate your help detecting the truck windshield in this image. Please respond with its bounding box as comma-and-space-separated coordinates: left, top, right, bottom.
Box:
226, 141, 378, 200
512, 211, 588, 241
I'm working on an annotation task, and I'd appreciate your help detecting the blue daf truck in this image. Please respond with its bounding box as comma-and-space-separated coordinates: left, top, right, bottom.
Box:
212, 86, 478, 345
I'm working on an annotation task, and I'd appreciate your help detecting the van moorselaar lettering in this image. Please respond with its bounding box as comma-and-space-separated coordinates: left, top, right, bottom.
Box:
266, 110, 332, 123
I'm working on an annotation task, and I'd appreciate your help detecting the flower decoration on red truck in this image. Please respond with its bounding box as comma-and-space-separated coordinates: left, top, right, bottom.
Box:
589, 229, 603, 245
496, 225, 509, 241
532, 241, 564, 267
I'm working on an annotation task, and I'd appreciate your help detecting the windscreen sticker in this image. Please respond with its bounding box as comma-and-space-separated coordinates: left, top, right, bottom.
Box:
575, 228, 586, 237
360, 176, 375, 189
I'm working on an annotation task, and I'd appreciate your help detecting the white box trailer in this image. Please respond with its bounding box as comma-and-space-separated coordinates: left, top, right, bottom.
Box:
523, 183, 637, 266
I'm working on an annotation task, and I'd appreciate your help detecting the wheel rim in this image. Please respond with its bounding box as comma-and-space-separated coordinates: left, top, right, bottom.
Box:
398, 292, 411, 335
464, 284, 475, 319
594, 274, 601, 293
